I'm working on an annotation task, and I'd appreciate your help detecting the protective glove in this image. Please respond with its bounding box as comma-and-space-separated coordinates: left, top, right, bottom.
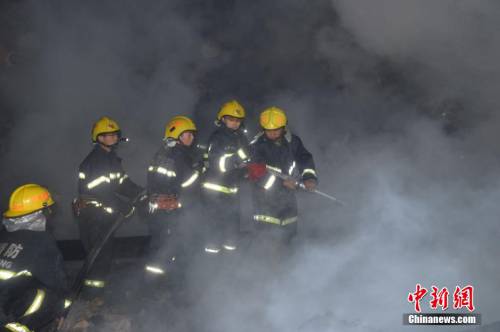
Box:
303, 179, 317, 191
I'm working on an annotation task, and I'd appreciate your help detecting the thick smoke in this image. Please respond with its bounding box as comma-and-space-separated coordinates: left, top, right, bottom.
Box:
0, 0, 210, 237
0, 0, 499, 331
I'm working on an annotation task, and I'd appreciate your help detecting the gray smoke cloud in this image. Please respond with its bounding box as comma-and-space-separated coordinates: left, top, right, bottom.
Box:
0, 0, 211, 237
0, 0, 499, 331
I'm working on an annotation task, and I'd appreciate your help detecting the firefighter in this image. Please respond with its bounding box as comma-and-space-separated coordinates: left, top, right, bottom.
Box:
202, 100, 250, 254
0, 184, 69, 331
248, 107, 318, 247
75, 116, 143, 297
145, 115, 204, 279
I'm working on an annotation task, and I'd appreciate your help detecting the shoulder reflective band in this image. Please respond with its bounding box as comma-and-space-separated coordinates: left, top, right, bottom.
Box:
202, 182, 238, 194
237, 148, 248, 160
64, 299, 72, 309
264, 174, 276, 190
84, 279, 105, 288
148, 166, 176, 177
87, 175, 111, 189
78, 172, 86, 180
254, 215, 298, 226
219, 153, 234, 173
145, 265, 165, 275
0, 269, 32, 280
288, 161, 296, 175
22, 289, 45, 317
181, 171, 200, 188
302, 168, 317, 177
5, 323, 32, 332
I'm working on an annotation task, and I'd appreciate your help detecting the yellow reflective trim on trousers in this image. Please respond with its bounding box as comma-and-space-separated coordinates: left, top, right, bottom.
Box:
5, 323, 32, 332
204, 247, 221, 254
223, 244, 237, 251
22, 289, 45, 317
0, 269, 32, 280
145, 265, 165, 275
84, 279, 106, 288
64, 299, 72, 308
254, 215, 298, 226
202, 182, 238, 194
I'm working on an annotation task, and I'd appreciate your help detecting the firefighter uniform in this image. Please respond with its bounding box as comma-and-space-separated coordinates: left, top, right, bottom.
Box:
145, 116, 203, 278
0, 184, 68, 331
250, 107, 318, 245
202, 100, 250, 253
76, 117, 143, 294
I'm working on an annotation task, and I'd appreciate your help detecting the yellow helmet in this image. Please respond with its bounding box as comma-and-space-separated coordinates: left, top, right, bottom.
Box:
260, 107, 287, 130
165, 116, 197, 139
217, 100, 246, 120
3, 184, 55, 218
91, 117, 121, 142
